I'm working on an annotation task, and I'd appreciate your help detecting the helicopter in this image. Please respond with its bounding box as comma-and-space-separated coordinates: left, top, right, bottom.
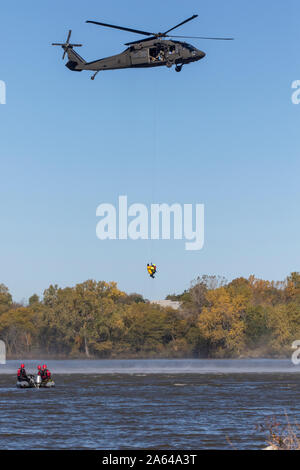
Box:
52, 15, 233, 80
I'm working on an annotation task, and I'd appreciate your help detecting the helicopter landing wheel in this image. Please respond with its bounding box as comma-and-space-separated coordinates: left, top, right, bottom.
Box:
91, 71, 100, 80
175, 64, 183, 72
166, 61, 173, 68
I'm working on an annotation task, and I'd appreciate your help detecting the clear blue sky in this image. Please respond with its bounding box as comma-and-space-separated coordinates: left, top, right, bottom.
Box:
0, 0, 299, 302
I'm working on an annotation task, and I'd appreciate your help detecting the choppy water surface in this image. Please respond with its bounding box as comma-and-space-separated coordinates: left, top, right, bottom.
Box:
0, 359, 299, 449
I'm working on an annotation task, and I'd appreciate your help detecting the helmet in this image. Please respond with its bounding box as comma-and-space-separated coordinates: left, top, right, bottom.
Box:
21, 364, 25, 368
42, 364, 47, 369
37, 365, 41, 370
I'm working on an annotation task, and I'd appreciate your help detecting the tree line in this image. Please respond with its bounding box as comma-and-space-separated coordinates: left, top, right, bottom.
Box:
0, 273, 300, 358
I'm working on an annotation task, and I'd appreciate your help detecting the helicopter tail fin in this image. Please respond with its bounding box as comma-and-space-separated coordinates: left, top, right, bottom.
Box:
52, 31, 86, 71
65, 47, 86, 71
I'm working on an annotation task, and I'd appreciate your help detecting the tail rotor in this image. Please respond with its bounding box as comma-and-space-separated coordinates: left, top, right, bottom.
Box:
52, 30, 82, 60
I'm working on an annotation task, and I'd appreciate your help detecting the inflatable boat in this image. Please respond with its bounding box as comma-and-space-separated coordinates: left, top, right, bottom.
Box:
16, 374, 55, 389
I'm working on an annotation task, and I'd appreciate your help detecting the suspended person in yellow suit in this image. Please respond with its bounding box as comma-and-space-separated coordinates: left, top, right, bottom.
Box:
147, 263, 157, 279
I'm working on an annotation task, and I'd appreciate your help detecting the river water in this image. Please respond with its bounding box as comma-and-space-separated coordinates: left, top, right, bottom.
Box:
0, 359, 299, 450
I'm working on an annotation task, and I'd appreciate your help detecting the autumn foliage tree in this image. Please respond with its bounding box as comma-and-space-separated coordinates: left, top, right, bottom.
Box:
0, 273, 299, 358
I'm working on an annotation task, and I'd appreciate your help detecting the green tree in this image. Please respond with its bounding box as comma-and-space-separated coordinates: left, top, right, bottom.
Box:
244, 305, 269, 348
29, 294, 39, 306
0, 284, 12, 315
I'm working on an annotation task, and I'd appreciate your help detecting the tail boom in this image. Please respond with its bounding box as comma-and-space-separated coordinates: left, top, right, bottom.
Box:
65, 47, 86, 71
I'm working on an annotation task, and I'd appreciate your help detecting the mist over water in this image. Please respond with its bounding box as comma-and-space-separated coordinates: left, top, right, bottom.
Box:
1, 359, 300, 449
0, 359, 299, 375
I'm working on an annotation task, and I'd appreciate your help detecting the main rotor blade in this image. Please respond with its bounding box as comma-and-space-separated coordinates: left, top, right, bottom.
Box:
163, 14, 198, 35
169, 35, 234, 40
86, 20, 154, 36
52, 43, 82, 46
125, 36, 157, 46
125, 35, 234, 46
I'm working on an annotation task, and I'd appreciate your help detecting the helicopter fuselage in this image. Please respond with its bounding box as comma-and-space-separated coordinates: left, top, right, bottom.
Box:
66, 39, 205, 73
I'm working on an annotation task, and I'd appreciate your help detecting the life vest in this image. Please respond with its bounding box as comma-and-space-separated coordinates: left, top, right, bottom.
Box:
40, 369, 48, 380
17, 368, 27, 380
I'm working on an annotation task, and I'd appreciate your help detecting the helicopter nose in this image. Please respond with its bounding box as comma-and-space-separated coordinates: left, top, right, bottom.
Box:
198, 50, 206, 59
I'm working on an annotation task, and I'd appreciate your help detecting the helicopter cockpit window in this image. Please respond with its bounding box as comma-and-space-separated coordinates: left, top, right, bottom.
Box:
184, 43, 197, 55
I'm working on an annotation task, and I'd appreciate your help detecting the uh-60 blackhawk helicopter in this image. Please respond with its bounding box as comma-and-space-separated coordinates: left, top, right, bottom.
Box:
52, 15, 233, 80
